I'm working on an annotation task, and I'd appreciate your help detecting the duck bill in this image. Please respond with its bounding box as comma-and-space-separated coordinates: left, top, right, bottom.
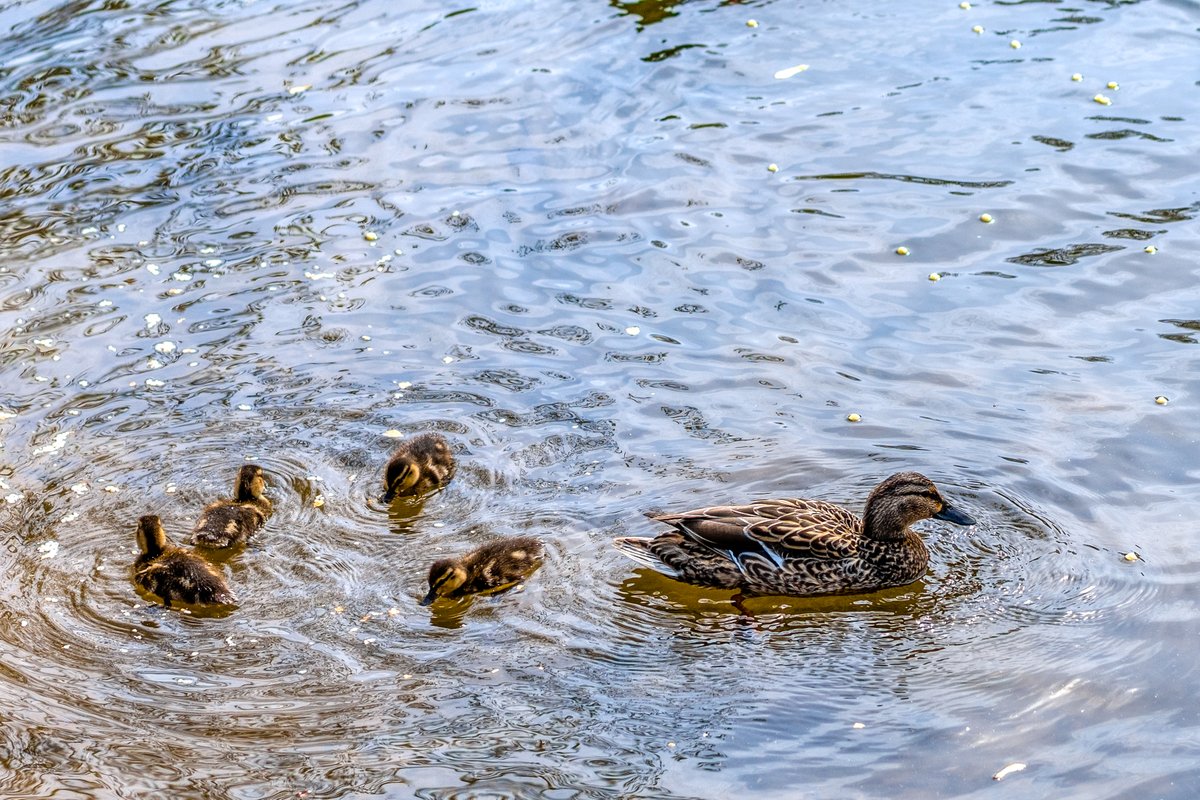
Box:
419, 588, 439, 607
934, 504, 976, 526
379, 490, 394, 504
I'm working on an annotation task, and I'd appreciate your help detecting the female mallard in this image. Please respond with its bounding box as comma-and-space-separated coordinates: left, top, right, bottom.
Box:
613, 472, 975, 597
381, 432, 455, 502
420, 536, 543, 605
133, 515, 237, 607
191, 464, 272, 548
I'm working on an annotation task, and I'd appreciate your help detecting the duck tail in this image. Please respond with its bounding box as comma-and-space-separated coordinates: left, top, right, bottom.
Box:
612, 537, 679, 578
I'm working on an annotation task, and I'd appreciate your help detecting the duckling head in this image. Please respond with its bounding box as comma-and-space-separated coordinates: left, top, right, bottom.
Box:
234, 464, 267, 502
420, 558, 468, 606
135, 515, 169, 556
381, 456, 421, 503
863, 472, 976, 540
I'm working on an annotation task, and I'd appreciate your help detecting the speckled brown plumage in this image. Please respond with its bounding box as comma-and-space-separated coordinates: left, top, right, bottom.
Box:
614, 472, 976, 598
133, 515, 236, 608
191, 464, 272, 548
420, 536, 544, 605
381, 432, 455, 502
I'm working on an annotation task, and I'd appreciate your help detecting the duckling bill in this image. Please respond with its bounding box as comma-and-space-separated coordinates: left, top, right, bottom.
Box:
421, 536, 543, 606
614, 471, 975, 598
191, 464, 272, 548
381, 432, 455, 503
133, 515, 236, 608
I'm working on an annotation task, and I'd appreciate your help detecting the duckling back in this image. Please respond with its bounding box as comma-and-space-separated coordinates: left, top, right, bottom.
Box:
382, 432, 455, 501
133, 516, 236, 608
421, 536, 543, 604
191, 464, 272, 548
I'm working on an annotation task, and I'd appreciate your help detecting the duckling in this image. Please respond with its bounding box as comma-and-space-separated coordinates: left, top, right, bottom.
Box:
381, 432, 455, 502
420, 536, 544, 605
613, 471, 976, 598
191, 464, 272, 548
132, 515, 236, 608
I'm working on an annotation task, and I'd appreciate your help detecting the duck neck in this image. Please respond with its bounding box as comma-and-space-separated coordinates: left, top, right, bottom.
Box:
862, 505, 909, 541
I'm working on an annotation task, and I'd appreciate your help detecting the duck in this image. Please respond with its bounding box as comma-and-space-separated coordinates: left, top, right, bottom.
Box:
133, 515, 237, 607
613, 471, 976, 598
420, 536, 543, 605
381, 432, 455, 503
191, 464, 272, 548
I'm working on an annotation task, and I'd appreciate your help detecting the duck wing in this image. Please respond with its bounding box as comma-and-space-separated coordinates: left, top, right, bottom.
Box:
650, 498, 862, 571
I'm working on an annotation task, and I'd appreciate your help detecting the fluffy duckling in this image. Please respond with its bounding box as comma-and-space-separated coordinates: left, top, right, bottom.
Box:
420, 536, 543, 606
614, 472, 976, 598
133, 515, 236, 608
381, 432, 455, 503
191, 464, 272, 548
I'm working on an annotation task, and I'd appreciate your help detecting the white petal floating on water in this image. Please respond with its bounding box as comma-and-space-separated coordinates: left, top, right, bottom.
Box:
992, 763, 1026, 781
773, 64, 810, 80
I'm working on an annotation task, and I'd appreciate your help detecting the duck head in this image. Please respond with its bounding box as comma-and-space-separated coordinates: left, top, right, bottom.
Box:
135, 515, 169, 556
234, 464, 267, 502
420, 558, 467, 606
381, 456, 421, 503
862, 472, 976, 540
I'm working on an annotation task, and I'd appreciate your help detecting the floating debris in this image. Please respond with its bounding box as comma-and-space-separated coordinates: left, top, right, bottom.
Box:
767, 163, 779, 173
1010, 39, 1021, 49
625, 326, 641, 336
852, 722, 866, 729
1155, 395, 1168, 405
144, 313, 162, 329
846, 413, 862, 423
1144, 245, 1157, 254
38, 541, 60, 559
979, 213, 994, 223
154, 341, 176, 355
929, 273, 942, 282
145, 379, 165, 388
4, 493, 21, 504
441, 356, 454, 364
972, 25, 983, 34
993, 763, 1027, 781
1071, 73, 1083, 82
773, 64, 809, 80
237, 403, 252, 411
746, 19, 758, 27
1107, 81, 1119, 90
104, 485, 119, 493
895, 246, 910, 256
1093, 94, 1112, 106
288, 84, 311, 94
70, 482, 89, 494
313, 495, 325, 509
363, 231, 379, 242
383, 429, 404, 438
172, 271, 192, 282
1123, 552, 1140, 562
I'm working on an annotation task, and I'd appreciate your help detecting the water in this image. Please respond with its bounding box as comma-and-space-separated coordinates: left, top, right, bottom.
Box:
2, 0, 1199, 796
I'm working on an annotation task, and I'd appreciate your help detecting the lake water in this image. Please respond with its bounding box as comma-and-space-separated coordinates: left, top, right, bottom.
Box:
2, 0, 1199, 797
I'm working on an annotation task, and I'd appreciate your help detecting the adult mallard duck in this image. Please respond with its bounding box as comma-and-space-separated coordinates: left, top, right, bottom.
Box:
381, 432, 455, 503
133, 515, 237, 607
420, 536, 543, 605
613, 472, 975, 598
191, 464, 272, 548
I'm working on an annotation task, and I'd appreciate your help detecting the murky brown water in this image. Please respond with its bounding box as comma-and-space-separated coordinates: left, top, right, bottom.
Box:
2, 0, 1199, 797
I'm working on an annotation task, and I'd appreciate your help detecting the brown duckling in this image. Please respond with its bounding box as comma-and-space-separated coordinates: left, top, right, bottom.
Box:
420, 536, 544, 606
133, 515, 236, 608
191, 464, 272, 548
614, 471, 976, 598
381, 432, 455, 503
